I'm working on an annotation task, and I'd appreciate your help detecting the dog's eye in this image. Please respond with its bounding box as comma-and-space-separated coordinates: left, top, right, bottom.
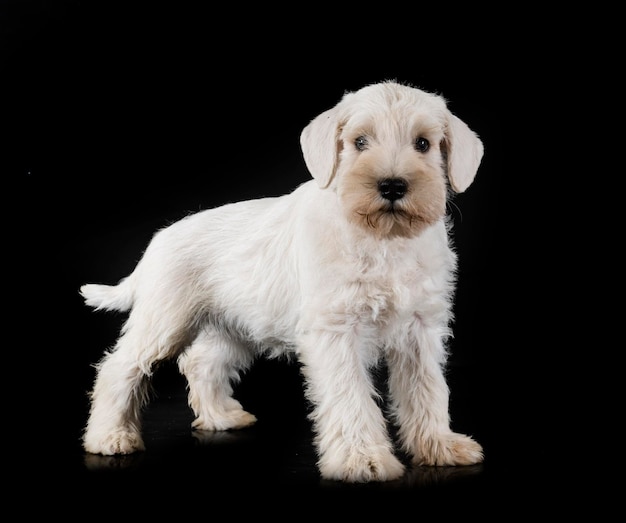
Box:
355, 136, 368, 151
414, 137, 430, 153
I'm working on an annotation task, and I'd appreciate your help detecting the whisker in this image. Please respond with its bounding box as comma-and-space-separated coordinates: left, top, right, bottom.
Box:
446, 200, 463, 222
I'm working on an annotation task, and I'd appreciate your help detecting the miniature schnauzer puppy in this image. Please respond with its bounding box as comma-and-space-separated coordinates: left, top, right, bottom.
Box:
80, 80, 485, 483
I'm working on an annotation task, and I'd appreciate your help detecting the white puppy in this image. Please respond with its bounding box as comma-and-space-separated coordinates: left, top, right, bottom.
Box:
80, 80, 484, 483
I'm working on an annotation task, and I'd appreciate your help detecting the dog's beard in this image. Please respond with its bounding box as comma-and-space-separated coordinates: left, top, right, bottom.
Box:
353, 198, 442, 238
339, 173, 447, 239
358, 200, 426, 238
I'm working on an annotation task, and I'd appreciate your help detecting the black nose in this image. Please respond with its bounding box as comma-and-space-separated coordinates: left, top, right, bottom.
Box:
378, 178, 408, 201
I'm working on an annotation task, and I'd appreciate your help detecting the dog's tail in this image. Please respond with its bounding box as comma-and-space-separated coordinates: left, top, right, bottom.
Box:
80, 276, 134, 312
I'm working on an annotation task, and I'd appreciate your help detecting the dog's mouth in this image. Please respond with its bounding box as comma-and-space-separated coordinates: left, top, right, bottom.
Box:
370, 201, 413, 222
356, 202, 424, 238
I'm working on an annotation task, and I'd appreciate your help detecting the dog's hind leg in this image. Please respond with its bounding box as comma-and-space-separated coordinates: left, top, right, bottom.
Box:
82, 304, 192, 455
177, 328, 257, 432
82, 334, 150, 455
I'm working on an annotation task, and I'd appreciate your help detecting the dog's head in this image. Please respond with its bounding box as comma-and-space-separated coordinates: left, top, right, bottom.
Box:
300, 81, 484, 239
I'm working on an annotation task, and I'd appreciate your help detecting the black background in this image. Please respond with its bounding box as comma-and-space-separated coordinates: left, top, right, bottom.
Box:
3, 0, 564, 514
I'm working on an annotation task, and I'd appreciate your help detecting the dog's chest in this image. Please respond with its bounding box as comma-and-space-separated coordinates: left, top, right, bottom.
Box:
331, 245, 439, 325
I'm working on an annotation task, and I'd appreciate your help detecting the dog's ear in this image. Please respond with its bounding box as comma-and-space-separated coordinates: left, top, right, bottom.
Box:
443, 113, 484, 193
300, 106, 341, 189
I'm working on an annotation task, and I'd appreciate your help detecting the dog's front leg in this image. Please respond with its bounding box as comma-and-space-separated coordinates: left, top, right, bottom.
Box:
386, 331, 484, 467
297, 329, 405, 483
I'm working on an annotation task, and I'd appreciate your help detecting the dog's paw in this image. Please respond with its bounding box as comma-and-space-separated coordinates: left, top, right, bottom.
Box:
413, 432, 484, 466
191, 409, 257, 432
319, 446, 405, 483
83, 430, 146, 456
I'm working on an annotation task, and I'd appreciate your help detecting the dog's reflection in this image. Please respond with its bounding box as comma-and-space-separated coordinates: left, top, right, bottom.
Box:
320, 463, 484, 489
84, 429, 483, 488
400, 463, 484, 487
190, 428, 256, 445
83, 428, 255, 471
83, 452, 145, 471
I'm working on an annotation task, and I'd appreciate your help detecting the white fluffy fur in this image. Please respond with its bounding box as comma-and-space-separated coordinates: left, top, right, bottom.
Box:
80, 81, 484, 483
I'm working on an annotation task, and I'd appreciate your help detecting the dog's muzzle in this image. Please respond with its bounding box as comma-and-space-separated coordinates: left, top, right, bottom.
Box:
377, 178, 408, 202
